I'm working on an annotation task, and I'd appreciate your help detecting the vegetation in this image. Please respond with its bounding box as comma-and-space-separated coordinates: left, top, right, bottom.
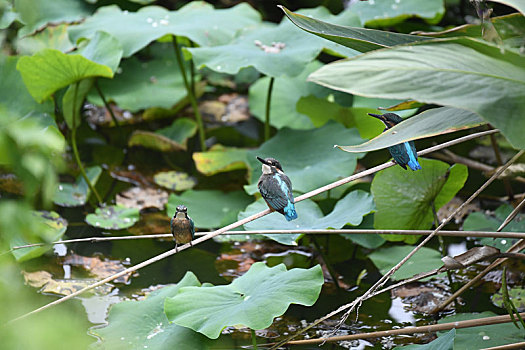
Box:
1, 0, 524, 349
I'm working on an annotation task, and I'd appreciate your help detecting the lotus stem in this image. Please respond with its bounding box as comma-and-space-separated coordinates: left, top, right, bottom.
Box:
94, 79, 119, 127
264, 77, 275, 141
251, 329, 258, 350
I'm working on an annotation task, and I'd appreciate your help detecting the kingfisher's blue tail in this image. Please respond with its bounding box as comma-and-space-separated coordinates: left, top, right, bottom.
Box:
408, 159, 422, 171
284, 201, 298, 221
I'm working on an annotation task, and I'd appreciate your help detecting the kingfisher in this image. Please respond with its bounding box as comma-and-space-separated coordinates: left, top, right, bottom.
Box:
170, 205, 195, 252
368, 112, 422, 171
257, 156, 298, 221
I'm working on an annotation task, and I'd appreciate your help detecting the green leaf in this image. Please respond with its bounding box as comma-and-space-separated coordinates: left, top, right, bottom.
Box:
369, 245, 443, 280
371, 160, 468, 243
62, 79, 94, 128
53, 166, 102, 207
68, 2, 261, 57
0, 1, 19, 29
438, 312, 524, 349
337, 107, 484, 152
15, 0, 91, 36
10, 210, 67, 262
492, 287, 525, 310
280, 6, 430, 53
165, 262, 324, 339
245, 122, 365, 195
309, 38, 525, 149
238, 191, 375, 245
92, 272, 226, 349
348, 0, 445, 27
128, 118, 197, 152
76, 31, 123, 73
88, 43, 188, 112
463, 204, 525, 251
394, 329, 455, 349
16, 24, 74, 55
188, 7, 360, 78
85, 205, 140, 230
16, 49, 114, 103
193, 145, 248, 176
167, 190, 253, 229
154, 171, 197, 191
0, 55, 54, 119
488, 0, 525, 16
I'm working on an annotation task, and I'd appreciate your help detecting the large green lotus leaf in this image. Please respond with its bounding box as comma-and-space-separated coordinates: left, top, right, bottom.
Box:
10, 210, 67, 262
394, 329, 455, 349
280, 6, 430, 53
53, 166, 102, 207
0, 0, 19, 29
187, 7, 360, 78
16, 24, 75, 55
165, 262, 324, 339
347, 0, 445, 27
438, 312, 524, 349
88, 43, 187, 112
337, 107, 484, 152
92, 272, 227, 349
244, 122, 364, 195
85, 205, 140, 230
193, 145, 248, 176
463, 204, 525, 251
167, 190, 253, 229
128, 118, 197, 152
68, 2, 261, 58
154, 171, 197, 191
309, 38, 525, 149
15, 0, 91, 36
238, 191, 375, 245
0, 55, 54, 119
16, 49, 113, 103
488, 0, 525, 15
76, 31, 123, 73
371, 160, 468, 243
296, 95, 385, 139
369, 245, 443, 281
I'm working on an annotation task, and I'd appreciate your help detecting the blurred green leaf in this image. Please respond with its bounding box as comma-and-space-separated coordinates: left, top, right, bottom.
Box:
76, 31, 123, 73
239, 191, 375, 245
15, 24, 74, 55
11, 210, 67, 262
337, 107, 484, 153
371, 160, 468, 243
193, 145, 248, 176
85, 205, 139, 230
463, 204, 525, 251
154, 171, 197, 191
369, 245, 443, 280
165, 262, 323, 339
280, 6, 429, 53
309, 38, 525, 149
245, 122, 364, 195
438, 312, 524, 349
0, 0, 19, 29
167, 190, 253, 229
348, 0, 445, 27
15, 0, 91, 36
16, 49, 113, 103
92, 272, 224, 349
188, 6, 360, 78
68, 2, 261, 57
53, 166, 102, 207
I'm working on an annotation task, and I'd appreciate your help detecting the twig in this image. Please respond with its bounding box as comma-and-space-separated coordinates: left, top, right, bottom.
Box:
431, 194, 525, 313
7, 128, 501, 323
489, 128, 514, 200
481, 342, 525, 350
261, 312, 525, 346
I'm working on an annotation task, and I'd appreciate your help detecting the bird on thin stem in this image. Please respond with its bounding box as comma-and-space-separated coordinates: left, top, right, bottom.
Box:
368, 112, 422, 171
171, 205, 195, 252
257, 156, 298, 221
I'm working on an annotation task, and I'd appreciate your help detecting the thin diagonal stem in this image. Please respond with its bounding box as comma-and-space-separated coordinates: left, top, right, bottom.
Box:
172, 36, 206, 151
94, 80, 119, 127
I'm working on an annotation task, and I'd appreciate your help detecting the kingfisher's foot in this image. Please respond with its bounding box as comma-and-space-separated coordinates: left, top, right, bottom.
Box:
175, 244, 179, 253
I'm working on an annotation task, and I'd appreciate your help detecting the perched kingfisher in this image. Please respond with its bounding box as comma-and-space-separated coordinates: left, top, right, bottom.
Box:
171, 205, 195, 252
257, 156, 298, 221
368, 112, 422, 171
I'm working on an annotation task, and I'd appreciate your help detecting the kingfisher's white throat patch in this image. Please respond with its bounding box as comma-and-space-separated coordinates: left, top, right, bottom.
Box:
175, 211, 186, 219
262, 163, 272, 174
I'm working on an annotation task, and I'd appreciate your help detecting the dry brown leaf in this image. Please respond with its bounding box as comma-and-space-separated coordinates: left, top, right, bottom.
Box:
116, 186, 168, 211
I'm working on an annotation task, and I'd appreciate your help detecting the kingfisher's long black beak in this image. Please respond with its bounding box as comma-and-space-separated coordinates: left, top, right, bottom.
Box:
256, 156, 269, 165
368, 113, 386, 122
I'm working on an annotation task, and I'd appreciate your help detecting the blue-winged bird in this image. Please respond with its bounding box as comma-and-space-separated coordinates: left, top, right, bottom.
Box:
257, 156, 298, 221
368, 112, 422, 171
171, 205, 195, 252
